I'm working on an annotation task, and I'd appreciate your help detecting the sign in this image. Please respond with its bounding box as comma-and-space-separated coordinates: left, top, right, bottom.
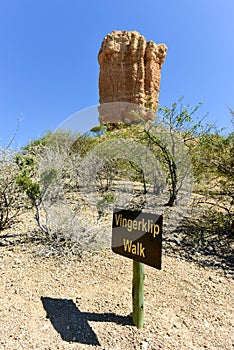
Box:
112, 208, 162, 269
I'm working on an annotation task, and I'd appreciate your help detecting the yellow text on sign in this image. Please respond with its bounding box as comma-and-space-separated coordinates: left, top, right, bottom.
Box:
114, 214, 161, 237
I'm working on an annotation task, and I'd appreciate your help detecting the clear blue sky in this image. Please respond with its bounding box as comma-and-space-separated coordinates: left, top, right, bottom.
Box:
0, 0, 234, 148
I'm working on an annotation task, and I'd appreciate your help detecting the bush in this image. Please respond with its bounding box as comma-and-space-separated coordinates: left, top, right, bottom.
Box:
16, 132, 84, 247
0, 148, 26, 230
191, 127, 233, 236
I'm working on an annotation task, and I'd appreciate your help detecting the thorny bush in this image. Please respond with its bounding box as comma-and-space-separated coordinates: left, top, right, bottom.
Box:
0, 148, 26, 230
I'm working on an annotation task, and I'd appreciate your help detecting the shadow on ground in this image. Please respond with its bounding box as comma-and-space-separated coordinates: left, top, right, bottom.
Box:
41, 297, 133, 345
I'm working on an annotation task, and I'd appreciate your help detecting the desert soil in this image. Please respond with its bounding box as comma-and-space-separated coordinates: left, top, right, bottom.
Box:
0, 213, 233, 350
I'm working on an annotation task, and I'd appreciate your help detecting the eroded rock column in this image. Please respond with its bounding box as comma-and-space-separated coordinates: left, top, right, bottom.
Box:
98, 30, 167, 125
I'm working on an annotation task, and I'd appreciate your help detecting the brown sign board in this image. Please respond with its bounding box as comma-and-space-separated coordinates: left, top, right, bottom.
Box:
112, 208, 162, 269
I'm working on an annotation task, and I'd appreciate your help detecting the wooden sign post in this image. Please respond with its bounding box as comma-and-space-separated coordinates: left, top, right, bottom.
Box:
112, 208, 162, 329
132, 260, 145, 328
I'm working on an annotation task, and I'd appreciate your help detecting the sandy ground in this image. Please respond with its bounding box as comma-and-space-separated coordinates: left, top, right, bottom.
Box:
0, 213, 233, 350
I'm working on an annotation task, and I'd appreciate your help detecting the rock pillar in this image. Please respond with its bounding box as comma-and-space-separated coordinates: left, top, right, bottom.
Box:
98, 30, 167, 125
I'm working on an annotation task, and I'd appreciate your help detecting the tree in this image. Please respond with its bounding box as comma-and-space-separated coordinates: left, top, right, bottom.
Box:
0, 148, 26, 230
101, 99, 199, 207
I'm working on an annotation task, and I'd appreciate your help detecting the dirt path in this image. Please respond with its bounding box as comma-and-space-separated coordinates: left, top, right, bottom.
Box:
0, 226, 233, 350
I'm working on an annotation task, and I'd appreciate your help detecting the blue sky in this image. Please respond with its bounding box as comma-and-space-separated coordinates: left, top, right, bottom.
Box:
0, 0, 234, 148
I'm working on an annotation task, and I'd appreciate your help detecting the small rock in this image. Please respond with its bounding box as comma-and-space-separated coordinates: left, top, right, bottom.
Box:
76, 295, 82, 302
141, 341, 148, 350
13, 258, 22, 265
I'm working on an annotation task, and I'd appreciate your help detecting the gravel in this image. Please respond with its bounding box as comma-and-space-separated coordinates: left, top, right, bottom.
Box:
0, 213, 233, 349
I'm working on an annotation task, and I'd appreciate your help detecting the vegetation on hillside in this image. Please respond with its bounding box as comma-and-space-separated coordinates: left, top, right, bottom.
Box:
0, 100, 233, 261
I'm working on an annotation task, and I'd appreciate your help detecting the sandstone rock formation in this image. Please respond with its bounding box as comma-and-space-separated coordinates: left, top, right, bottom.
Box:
98, 30, 167, 125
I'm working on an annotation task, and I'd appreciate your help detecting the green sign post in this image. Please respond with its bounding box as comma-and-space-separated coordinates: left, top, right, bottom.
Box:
112, 208, 162, 328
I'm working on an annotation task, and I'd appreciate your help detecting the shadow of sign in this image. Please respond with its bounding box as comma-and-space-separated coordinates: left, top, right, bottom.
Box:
41, 297, 133, 345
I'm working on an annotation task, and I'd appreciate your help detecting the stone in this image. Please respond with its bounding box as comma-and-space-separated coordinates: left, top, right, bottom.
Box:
98, 30, 167, 125
144, 41, 167, 109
